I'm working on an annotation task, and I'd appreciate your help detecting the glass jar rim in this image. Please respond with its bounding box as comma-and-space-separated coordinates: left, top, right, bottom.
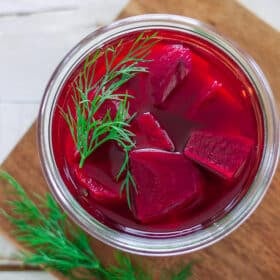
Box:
38, 14, 279, 256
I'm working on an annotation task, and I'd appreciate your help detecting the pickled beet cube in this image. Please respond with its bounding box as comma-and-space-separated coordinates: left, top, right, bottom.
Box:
130, 149, 202, 223
197, 80, 223, 106
73, 166, 124, 204
187, 79, 242, 118
67, 140, 126, 205
131, 112, 175, 151
184, 131, 253, 179
149, 44, 192, 105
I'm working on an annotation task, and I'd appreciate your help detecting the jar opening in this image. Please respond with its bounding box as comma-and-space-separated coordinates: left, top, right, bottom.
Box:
38, 14, 279, 256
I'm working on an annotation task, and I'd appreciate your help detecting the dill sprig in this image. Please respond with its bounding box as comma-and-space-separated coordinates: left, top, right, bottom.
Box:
0, 171, 192, 280
61, 31, 159, 207
171, 263, 193, 280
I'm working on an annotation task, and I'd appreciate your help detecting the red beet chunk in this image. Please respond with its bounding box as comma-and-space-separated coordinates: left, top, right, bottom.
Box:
196, 79, 223, 106
130, 149, 202, 223
65, 137, 125, 205
187, 79, 242, 118
131, 112, 175, 151
149, 44, 192, 105
73, 166, 124, 205
184, 131, 253, 179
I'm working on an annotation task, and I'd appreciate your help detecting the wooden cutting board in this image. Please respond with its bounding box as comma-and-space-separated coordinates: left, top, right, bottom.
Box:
1, 0, 279, 279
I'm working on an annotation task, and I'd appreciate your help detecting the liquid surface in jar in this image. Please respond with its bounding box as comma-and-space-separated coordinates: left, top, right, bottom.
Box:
52, 30, 264, 237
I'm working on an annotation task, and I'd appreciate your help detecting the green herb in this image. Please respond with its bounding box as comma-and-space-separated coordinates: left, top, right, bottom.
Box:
0, 170, 192, 280
171, 262, 193, 280
61, 31, 159, 207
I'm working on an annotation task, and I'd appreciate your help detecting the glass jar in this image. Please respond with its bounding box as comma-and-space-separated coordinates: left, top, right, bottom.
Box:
38, 14, 279, 256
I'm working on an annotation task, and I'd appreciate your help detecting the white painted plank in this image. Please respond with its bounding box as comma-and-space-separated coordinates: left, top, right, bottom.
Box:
0, 0, 119, 14
0, 237, 55, 280
238, 0, 280, 30
0, 228, 55, 280
0, 31, 86, 103
0, 272, 56, 280
0, 1, 129, 103
0, 235, 18, 257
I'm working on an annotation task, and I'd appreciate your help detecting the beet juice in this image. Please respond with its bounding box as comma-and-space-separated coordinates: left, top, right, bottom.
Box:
51, 30, 264, 237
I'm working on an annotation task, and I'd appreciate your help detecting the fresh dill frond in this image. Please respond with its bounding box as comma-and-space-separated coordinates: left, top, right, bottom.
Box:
171, 262, 193, 280
104, 251, 152, 280
0, 170, 101, 279
61, 31, 159, 207
0, 170, 193, 280
0, 170, 150, 279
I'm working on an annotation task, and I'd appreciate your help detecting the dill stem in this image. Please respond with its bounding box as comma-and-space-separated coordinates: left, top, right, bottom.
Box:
79, 156, 86, 168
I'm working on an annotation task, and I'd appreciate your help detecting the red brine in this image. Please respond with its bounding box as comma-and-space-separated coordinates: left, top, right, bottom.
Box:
52, 30, 264, 237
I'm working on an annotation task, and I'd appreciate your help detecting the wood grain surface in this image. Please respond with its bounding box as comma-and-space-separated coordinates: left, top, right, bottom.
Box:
1, 0, 279, 279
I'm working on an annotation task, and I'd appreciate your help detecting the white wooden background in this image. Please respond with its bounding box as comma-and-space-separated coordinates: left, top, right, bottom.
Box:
0, 0, 279, 279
